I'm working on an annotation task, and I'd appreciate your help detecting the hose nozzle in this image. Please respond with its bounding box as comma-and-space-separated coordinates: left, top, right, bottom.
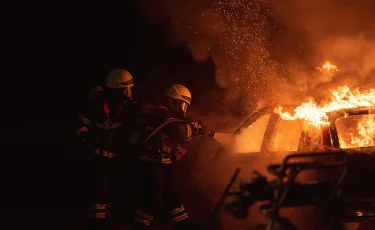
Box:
208, 130, 215, 138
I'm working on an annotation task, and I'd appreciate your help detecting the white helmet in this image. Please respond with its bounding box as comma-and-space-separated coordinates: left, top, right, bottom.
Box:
166, 84, 192, 114
166, 84, 192, 105
105, 69, 134, 89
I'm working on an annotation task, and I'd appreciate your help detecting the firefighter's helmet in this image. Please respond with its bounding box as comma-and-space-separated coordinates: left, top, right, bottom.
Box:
105, 69, 134, 89
166, 84, 192, 114
166, 84, 192, 105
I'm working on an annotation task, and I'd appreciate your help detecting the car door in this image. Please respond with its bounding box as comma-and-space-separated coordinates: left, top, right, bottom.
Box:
233, 106, 323, 155
232, 107, 273, 154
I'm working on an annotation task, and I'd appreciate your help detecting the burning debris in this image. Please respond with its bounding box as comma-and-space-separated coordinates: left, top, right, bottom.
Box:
315, 60, 340, 75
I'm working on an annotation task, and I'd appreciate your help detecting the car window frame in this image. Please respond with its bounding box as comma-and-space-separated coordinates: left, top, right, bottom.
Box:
234, 106, 304, 153
232, 107, 273, 153
234, 107, 273, 134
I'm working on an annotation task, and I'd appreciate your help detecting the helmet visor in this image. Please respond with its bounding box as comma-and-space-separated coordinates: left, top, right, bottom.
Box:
180, 101, 189, 113
124, 86, 133, 98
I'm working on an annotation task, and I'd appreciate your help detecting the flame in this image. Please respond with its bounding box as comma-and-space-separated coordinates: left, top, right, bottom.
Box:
276, 61, 375, 149
353, 117, 375, 146
277, 86, 375, 127
315, 60, 340, 75
338, 115, 375, 149
277, 87, 375, 149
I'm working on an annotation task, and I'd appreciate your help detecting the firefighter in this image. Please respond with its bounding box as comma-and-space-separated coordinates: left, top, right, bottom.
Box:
131, 84, 205, 230
77, 68, 137, 229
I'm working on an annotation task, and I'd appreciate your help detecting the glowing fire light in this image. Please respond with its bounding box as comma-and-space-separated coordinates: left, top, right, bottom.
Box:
277, 61, 375, 148
315, 60, 340, 75
277, 86, 375, 149
349, 116, 375, 147
277, 86, 375, 127
337, 115, 375, 149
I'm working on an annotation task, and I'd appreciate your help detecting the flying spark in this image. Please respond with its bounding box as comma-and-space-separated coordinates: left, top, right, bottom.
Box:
203, 0, 286, 112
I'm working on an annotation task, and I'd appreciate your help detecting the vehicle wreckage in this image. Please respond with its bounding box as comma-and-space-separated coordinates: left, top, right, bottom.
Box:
212, 105, 375, 230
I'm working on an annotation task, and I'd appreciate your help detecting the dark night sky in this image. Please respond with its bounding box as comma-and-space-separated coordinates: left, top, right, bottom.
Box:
13, 0, 217, 143
2, 0, 218, 223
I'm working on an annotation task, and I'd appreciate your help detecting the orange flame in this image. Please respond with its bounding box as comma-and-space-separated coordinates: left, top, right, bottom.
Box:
277, 85, 375, 127
315, 60, 340, 75
351, 116, 375, 146
338, 115, 375, 149
277, 87, 375, 149
277, 61, 375, 148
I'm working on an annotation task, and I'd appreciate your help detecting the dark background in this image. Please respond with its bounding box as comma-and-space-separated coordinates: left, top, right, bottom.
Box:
3, 0, 222, 228
5, 1, 375, 229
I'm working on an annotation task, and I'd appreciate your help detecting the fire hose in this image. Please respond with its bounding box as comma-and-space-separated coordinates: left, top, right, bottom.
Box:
138, 118, 216, 164
142, 118, 215, 146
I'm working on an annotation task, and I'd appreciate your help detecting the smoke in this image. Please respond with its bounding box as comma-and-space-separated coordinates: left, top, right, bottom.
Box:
275, 0, 375, 102
133, 0, 375, 229
135, 0, 288, 114
135, 0, 375, 108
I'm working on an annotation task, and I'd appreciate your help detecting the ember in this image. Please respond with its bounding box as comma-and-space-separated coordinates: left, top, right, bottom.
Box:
315, 60, 340, 75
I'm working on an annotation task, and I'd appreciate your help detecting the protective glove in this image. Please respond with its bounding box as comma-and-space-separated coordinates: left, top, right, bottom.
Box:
190, 121, 206, 139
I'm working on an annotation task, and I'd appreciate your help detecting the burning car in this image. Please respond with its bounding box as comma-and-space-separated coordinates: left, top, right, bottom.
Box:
229, 86, 375, 155
212, 85, 375, 229
231, 105, 375, 155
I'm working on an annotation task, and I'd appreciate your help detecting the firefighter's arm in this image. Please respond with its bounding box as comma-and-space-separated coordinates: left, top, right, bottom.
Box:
176, 123, 193, 142
77, 102, 95, 149
76, 86, 101, 146
77, 113, 92, 143
167, 123, 192, 162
